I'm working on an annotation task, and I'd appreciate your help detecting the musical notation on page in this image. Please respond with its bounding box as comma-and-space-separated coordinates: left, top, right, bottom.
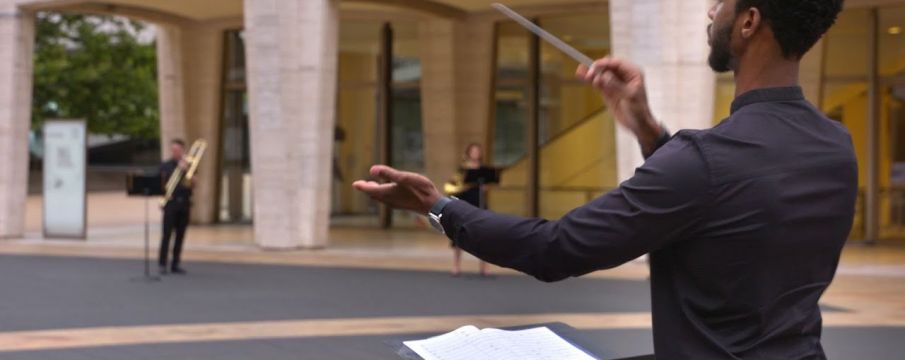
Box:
403, 325, 597, 360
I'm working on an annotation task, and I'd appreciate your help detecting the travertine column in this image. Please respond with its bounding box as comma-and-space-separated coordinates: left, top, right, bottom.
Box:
420, 18, 494, 187
419, 19, 459, 187
154, 21, 224, 225
610, 0, 715, 182
0, 7, 33, 239
155, 24, 187, 158
454, 19, 494, 158
244, 0, 338, 249
180, 22, 223, 225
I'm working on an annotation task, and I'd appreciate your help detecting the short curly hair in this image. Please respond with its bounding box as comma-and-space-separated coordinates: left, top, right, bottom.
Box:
736, 0, 844, 59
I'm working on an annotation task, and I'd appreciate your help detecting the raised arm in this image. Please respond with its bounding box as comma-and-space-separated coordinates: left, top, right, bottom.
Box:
438, 134, 711, 282
353, 56, 694, 280
577, 57, 667, 157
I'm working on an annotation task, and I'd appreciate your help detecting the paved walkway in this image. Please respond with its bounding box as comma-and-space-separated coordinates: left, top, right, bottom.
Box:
0, 254, 902, 359
3, 191, 904, 358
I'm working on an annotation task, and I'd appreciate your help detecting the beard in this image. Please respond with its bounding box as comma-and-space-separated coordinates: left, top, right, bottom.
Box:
708, 22, 734, 73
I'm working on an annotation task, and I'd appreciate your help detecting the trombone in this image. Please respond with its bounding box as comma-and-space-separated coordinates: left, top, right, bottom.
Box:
160, 139, 207, 208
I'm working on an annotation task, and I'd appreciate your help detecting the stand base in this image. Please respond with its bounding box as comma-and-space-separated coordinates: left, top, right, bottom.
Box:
130, 275, 162, 283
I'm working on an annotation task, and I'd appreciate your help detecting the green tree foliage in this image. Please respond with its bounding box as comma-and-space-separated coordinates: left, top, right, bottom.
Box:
32, 12, 158, 139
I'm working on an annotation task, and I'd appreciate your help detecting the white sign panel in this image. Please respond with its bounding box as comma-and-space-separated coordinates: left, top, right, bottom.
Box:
43, 120, 87, 239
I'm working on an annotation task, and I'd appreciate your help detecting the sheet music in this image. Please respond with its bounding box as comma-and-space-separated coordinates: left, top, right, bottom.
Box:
403, 325, 597, 360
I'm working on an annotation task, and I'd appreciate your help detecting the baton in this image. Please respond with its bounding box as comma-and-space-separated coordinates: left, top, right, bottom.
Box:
492, 3, 596, 67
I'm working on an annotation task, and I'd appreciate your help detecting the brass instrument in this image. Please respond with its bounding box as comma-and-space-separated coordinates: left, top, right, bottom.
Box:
444, 172, 473, 195
160, 139, 207, 208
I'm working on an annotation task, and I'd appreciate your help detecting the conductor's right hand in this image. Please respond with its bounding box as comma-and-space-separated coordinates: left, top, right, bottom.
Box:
353, 165, 441, 214
577, 57, 663, 155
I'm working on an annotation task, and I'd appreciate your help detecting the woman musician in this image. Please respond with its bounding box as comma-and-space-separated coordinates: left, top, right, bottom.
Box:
444, 143, 494, 277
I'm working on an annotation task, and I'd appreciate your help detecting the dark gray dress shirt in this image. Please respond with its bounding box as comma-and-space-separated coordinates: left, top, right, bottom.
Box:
439, 87, 857, 359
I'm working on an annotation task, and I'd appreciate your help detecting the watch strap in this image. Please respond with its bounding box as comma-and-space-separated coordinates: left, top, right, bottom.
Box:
429, 196, 454, 216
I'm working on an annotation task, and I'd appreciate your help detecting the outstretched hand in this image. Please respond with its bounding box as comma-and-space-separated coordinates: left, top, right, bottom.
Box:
352, 165, 442, 214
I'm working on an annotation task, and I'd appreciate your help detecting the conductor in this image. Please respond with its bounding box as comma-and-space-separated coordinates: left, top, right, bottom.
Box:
355, 1, 853, 358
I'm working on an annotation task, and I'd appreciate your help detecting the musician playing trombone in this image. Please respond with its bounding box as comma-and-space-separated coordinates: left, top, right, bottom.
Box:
159, 138, 194, 275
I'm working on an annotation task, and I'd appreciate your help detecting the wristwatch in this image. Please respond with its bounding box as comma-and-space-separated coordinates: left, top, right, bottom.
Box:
428, 197, 455, 234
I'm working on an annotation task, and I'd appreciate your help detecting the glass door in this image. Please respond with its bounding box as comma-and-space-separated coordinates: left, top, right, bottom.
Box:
218, 30, 252, 223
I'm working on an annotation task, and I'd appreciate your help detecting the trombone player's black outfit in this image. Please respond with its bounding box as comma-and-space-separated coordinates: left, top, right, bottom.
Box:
159, 159, 192, 273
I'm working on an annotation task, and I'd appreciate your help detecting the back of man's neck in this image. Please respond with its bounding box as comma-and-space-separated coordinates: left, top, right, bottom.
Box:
733, 58, 800, 97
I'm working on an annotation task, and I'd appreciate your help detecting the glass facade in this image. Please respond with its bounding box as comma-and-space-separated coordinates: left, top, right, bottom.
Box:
333, 19, 424, 227
877, 6, 905, 237
333, 19, 382, 223
491, 21, 531, 170
218, 30, 252, 223
217, 20, 425, 227
488, 11, 615, 219
537, 13, 613, 219
210, 3, 905, 240
390, 21, 424, 173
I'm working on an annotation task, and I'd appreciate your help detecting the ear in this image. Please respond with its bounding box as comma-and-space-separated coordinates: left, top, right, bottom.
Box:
739, 7, 762, 40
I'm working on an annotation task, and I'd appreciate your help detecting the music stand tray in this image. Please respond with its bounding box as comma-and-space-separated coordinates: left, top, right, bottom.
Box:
461, 167, 500, 209
463, 166, 500, 185
127, 174, 164, 196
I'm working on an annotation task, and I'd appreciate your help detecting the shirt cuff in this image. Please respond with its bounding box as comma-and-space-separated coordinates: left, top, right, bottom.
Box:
643, 125, 672, 159
429, 196, 454, 216
438, 199, 480, 244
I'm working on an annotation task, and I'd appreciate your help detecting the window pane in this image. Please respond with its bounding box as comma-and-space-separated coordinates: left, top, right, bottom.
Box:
334, 20, 382, 220
537, 12, 613, 219
492, 21, 531, 168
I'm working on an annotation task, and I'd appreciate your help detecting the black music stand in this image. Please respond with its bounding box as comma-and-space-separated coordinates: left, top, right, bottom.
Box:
463, 167, 500, 209
127, 174, 163, 282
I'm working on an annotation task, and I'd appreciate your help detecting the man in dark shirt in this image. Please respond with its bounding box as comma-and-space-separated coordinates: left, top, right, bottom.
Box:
159, 139, 194, 275
355, 1, 851, 358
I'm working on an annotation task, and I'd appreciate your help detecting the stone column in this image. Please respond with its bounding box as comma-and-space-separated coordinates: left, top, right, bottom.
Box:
155, 24, 187, 158
0, 7, 33, 239
244, 0, 338, 249
419, 18, 494, 187
454, 19, 494, 157
154, 21, 223, 225
180, 22, 224, 225
419, 19, 459, 187
609, 0, 715, 182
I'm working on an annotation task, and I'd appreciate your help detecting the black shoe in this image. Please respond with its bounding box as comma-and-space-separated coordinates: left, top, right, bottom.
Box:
170, 267, 187, 275
159, 266, 169, 275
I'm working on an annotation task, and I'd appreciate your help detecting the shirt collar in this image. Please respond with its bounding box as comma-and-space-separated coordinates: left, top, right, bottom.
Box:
730, 86, 805, 114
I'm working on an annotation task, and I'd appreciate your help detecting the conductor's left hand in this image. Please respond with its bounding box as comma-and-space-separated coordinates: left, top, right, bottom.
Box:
353, 165, 441, 214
